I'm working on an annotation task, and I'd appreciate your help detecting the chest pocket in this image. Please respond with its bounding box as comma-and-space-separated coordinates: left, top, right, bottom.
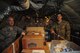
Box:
56, 23, 66, 33
60, 23, 66, 30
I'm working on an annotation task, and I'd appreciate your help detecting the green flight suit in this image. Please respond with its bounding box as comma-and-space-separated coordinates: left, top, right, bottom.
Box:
52, 20, 71, 40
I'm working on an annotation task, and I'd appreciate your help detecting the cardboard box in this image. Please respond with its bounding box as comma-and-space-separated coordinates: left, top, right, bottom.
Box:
22, 35, 44, 49
21, 45, 50, 53
26, 27, 45, 34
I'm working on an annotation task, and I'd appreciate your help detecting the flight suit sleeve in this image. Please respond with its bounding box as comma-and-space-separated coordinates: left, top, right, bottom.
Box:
16, 26, 23, 35
65, 22, 71, 41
